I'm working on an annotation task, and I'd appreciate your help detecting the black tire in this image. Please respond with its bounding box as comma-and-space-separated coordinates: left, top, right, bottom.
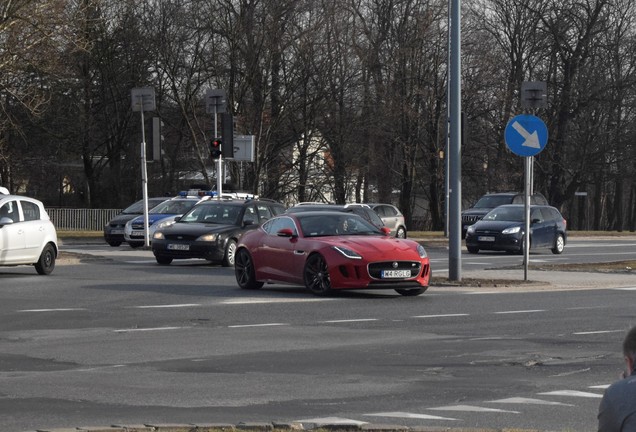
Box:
234, 248, 264, 289
303, 253, 332, 296
222, 239, 237, 267
396, 226, 407, 239
155, 255, 173, 265
107, 241, 122, 247
128, 241, 144, 248
395, 287, 426, 296
552, 234, 565, 254
35, 243, 56, 275
467, 246, 479, 254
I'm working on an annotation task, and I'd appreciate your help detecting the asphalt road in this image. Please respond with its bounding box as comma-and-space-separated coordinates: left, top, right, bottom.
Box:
0, 239, 634, 431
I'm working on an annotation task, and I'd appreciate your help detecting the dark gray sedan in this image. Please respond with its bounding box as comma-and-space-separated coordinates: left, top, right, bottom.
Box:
151, 199, 285, 266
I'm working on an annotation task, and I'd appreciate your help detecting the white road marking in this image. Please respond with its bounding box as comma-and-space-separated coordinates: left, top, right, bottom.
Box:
590, 384, 611, 389
538, 390, 603, 398
567, 244, 636, 249
412, 314, 469, 318
124, 260, 158, 264
321, 319, 378, 323
18, 308, 86, 312
130, 303, 200, 309
365, 412, 457, 421
294, 417, 367, 426
550, 368, 591, 377
488, 397, 573, 406
429, 404, 520, 413
76, 364, 126, 372
614, 287, 636, 291
222, 298, 334, 304
573, 330, 624, 335
494, 309, 545, 314
228, 323, 289, 328
114, 326, 189, 333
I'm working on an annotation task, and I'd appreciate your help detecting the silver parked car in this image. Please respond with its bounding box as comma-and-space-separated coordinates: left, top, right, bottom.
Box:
0, 193, 58, 274
367, 203, 407, 238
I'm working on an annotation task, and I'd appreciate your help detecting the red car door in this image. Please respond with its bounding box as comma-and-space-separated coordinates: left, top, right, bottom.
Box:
258, 217, 305, 283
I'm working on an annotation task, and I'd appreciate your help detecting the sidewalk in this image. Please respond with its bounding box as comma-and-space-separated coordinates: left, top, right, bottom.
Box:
434, 267, 636, 293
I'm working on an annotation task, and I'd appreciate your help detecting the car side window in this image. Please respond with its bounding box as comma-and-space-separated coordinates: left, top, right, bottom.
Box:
531, 208, 543, 223
385, 206, 397, 217
242, 205, 257, 224
365, 209, 384, 227
271, 204, 286, 216
0, 200, 17, 222
21, 201, 40, 221
256, 204, 273, 222
267, 217, 296, 236
541, 208, 556, 221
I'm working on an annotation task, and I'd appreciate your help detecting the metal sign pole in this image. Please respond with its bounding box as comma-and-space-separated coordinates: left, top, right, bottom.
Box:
140, 107, 150, 247
131, 87, 155, 249
214, 106, 223, 196
524, 156, 531, 280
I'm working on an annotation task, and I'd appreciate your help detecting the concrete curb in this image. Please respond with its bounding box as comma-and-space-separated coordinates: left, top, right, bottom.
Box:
26, 422, 555, 432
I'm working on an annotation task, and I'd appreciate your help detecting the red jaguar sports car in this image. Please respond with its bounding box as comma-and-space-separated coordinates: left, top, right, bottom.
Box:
234, 211, 430, 296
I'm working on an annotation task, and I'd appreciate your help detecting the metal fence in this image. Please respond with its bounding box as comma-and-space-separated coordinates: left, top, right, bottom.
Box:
47, 208, 122, 231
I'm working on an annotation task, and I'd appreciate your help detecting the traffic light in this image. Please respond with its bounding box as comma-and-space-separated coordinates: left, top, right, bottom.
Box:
210, 138, 222, 159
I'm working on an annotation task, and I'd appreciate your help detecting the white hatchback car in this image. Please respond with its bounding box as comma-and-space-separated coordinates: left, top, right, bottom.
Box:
0, 192, 58, 274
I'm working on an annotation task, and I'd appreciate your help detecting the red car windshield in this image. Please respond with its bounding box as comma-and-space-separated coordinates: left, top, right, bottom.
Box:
299, 214, 380, 237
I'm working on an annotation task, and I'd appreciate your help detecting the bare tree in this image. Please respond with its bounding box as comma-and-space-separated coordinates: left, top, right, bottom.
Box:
0, 0, 77, 191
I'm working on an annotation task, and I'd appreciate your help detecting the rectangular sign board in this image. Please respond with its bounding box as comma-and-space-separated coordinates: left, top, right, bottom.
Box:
521, 81, 547, 109
231, 135, 255, 162
131, 87, 156, 112
205, 88, 227, 113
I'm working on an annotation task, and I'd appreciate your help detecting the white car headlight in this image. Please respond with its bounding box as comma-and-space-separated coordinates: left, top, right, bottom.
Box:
417, 244, 428, 258
197, 233, 219, 242
153, 232, 165, 240
502, 226, 521, 234
466, 225, 475, 235
333, 246, 362, 259
154, 219, 176, 230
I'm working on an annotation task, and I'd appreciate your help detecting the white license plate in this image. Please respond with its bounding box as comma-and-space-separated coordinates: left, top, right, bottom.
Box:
111, 229, 124, 235
478, 236, 495, 242
381, 269, 411, 278
167, 244, 189, 251
131, 230, 145, 236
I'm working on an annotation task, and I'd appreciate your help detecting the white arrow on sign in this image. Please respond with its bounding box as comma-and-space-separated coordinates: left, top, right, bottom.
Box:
512, 121, 540, 149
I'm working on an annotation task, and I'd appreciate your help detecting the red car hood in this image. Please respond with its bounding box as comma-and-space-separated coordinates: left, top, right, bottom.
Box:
318, 235, 419, 256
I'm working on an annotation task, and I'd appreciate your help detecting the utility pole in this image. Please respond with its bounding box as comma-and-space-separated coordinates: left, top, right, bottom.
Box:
448, 0, 462, 281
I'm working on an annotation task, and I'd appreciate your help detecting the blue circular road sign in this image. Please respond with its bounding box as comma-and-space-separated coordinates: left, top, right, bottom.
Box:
504, 114, 548, 157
